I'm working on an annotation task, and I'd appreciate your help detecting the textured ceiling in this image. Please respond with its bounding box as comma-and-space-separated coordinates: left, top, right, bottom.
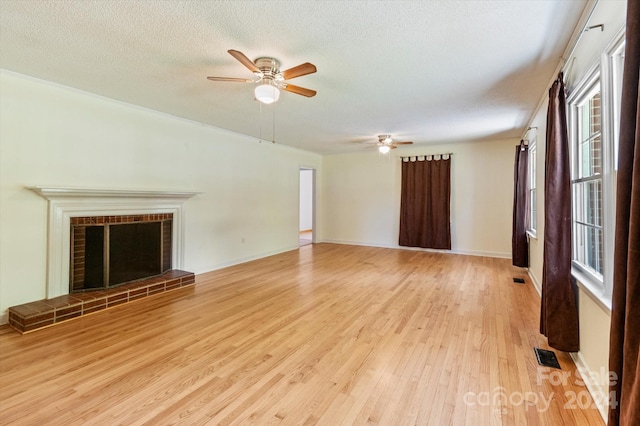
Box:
0, 0, 587, 154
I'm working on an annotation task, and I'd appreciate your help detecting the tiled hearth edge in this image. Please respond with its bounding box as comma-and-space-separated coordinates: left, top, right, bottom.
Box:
8, 270, 195, 334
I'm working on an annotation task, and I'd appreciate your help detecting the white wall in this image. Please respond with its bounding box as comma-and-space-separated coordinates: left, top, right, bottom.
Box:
525, 0, 626, 419
299, 169, 313, 231
322, 139, 516, 257
0, 70, 323, 321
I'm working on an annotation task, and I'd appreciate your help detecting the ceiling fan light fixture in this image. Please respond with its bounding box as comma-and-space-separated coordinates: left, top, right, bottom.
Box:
379, 145, 391, 154
254, 82, 280, 104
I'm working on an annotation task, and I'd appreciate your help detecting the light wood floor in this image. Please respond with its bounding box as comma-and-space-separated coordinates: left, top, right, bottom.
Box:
0, 244, 604, 425
299, 230, 313, 247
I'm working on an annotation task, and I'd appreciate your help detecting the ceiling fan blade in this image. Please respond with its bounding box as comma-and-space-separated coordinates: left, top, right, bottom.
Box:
283, 84, 317, 97
393, 141, 414, 145
281, 62, 317, 80
207, 76, 255, 82
228, 49, 260, 74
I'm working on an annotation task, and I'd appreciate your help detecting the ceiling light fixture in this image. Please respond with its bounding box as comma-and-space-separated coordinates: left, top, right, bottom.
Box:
378, 145, 391, 154
254, 81, 280, 104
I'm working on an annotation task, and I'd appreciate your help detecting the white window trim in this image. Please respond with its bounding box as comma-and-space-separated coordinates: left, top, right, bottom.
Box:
568, 66, 603, 289
527, 138, 537, 238
605, 30, 626, 172
598, 29, 625, 306
566, 28, 625, 310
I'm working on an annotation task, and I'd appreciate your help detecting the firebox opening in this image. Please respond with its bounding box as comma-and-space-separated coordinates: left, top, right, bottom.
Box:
70, 214, 173, 292
109, 222, 162, 286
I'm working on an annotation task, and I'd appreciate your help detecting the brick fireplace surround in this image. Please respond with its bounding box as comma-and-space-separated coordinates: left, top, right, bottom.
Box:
7, 187, 199, 333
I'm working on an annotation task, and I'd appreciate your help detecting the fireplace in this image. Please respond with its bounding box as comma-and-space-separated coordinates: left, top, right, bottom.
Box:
28, 186, 199, 299
71, 214, 173, 292
6, 188, 200, 333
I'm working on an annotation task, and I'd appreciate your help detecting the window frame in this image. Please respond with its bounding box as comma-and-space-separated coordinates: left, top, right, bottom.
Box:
569, 72, 604, 288
527, 139, 537, 236
566, 29, 625, 309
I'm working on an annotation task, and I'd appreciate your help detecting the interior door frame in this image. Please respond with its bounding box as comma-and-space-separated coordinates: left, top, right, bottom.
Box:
299, 166, 316, 244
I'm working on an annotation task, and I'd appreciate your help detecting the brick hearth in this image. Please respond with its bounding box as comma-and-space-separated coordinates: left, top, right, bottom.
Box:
8, 270, 195, 333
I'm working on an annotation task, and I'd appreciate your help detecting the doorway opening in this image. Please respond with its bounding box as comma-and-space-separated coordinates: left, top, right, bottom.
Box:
299, 168, 315, 246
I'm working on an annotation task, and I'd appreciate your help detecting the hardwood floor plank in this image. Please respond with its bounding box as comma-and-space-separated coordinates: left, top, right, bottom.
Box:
0, 244, 605, 425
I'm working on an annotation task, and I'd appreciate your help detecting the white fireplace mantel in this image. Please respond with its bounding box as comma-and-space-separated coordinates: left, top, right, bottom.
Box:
29, 186, 200, 298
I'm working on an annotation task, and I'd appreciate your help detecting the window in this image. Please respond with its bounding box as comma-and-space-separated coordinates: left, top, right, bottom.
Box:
571, 87, 603, 278
528, 141, 537, 233
567, 31, 625, 305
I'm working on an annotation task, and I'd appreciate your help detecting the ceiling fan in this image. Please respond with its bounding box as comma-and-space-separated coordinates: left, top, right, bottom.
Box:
371, 134, 414, 153
207, 49, 317, 104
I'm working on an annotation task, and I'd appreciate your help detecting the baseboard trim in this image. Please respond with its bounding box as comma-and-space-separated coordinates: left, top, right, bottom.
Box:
570, 351, 609, 423
192, 245, 300, 275
322, 239, 511, 259
528, 270, 542, 296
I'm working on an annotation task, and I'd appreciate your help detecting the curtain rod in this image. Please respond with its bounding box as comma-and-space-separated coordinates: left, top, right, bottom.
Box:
400, 153, 453, 160
523, 0, 599, 141
560, 0, 601, 73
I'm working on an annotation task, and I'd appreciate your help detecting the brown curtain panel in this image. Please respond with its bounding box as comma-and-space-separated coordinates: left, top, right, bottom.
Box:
512, 142, 529, 267
399, 157, 451, 249
540, 73, 579, 352
609, 2, 640, 424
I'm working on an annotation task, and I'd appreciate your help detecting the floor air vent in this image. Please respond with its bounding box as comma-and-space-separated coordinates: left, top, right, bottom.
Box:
513, 277, 525, 284
534, 348, 561, 369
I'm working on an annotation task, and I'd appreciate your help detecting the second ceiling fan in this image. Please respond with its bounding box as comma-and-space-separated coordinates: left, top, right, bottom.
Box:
374, 135, 413, 153
207, 49, 317, 104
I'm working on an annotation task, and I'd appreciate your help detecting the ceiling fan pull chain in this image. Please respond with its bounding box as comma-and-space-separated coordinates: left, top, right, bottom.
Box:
259, 100, 263, 143
272, 103, 276, 144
